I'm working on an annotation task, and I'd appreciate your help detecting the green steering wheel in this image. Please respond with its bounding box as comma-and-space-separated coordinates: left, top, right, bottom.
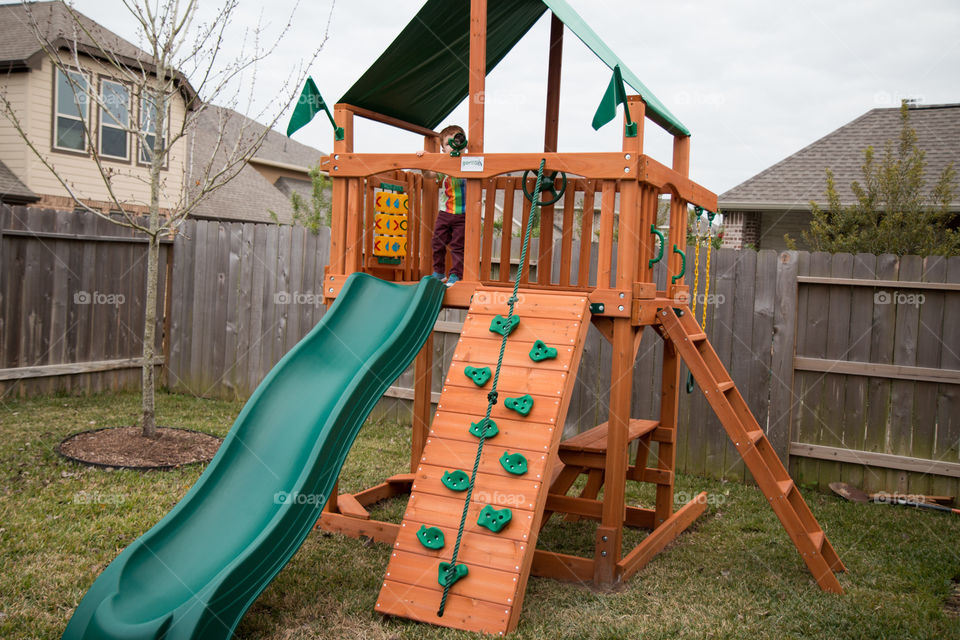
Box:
522, 169, 567, 206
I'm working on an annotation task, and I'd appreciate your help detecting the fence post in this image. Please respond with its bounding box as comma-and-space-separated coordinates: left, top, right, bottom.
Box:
768, 250, 798, 464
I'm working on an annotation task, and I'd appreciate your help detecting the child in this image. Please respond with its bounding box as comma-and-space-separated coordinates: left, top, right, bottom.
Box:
418, 124, 466, 287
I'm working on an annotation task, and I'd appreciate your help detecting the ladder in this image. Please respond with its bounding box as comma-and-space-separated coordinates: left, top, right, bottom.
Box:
657, 306, 845, 592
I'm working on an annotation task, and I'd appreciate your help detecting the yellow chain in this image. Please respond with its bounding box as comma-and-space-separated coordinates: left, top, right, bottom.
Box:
691, 212, 702, 318
701, 218, 713, 332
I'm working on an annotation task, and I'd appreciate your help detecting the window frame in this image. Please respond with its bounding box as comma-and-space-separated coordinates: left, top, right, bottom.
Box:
136, 90, 169, 169
97, 76, 132, 163
51, 67, 91, 156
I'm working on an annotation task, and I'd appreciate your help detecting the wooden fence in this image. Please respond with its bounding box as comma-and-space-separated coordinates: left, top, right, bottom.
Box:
3, 208, 959, 495
0, 206, 169, 396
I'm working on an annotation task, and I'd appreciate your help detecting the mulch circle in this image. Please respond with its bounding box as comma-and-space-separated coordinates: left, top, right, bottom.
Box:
57, 426, 223, 471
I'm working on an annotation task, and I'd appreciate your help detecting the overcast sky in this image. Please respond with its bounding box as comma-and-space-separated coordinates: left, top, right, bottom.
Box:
70, 0, 960, 196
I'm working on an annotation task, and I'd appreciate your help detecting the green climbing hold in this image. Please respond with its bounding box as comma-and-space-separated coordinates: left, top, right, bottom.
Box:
489, 314, 519, 336
468, 418, 499, 439
416, 525, 445, 549
529, 339, 558, 362
438, 561, 469, 587
463, 365, 491, 387
504, 394, 534, 416
499, 451, 528, 475
477, 504, 512, 533
441, 469, 470, 492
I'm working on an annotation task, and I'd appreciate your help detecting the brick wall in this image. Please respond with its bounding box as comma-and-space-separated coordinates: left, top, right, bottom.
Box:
719, 210, 760, 249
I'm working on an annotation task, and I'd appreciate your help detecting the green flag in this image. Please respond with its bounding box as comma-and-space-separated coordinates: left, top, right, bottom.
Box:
591, 64, 633, 133
287, 77, 342, 139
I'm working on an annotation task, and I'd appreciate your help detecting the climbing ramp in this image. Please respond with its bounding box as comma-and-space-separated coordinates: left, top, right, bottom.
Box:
376, 288, 591, 635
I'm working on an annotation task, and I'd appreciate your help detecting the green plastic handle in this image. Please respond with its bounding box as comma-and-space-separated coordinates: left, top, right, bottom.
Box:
671, 244, 687, 284
648, 225, 665, 268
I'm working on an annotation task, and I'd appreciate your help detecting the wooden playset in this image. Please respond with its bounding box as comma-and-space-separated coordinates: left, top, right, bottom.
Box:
314, 0, 844, 634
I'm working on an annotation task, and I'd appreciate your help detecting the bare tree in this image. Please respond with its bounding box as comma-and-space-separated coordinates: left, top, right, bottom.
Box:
0, 0, 332, 437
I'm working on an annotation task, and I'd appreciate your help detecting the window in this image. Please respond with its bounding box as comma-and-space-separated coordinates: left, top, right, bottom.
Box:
99, 79, 129, 160
139, 92, 165, 165
54, 69, 89, 151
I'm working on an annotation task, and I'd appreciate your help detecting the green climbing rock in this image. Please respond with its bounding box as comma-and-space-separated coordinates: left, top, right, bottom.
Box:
468, 418, 499, 439
504, 394, 534, 416
499, 451, 528, 475
529, 339, 558, 361
463, 365, 492, 387
438, 561, 469, 587
489, 314, 519, 336
441, 469, 470, 492
416, 525, 445, 550
477, 504, 512, 533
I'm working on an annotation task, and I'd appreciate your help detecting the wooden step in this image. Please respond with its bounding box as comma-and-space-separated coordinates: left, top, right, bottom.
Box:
716, 380, 735, 393
776, 479, 795, 497
746, 429, 764, 445
688, 331, 707, 342
376, 289, 591, 635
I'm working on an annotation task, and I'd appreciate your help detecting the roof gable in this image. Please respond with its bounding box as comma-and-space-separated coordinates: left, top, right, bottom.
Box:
720, 103, 960, 209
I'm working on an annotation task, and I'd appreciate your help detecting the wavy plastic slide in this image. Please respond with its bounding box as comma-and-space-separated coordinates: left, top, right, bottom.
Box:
62, 273, 445, 640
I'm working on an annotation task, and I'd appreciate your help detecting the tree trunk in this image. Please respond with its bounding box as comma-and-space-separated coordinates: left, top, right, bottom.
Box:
141, 231, 159, 438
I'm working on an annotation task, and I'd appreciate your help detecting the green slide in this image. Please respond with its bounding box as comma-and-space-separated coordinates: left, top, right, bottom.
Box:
62, 273, 445, 640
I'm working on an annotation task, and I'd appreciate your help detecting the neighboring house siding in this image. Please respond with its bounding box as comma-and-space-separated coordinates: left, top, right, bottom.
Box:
758, 210, 811, 251
22, 56, 186, 210
0, 70, 30, 184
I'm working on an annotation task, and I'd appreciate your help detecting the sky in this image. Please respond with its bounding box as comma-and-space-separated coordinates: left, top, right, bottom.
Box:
67, 0, 960, 196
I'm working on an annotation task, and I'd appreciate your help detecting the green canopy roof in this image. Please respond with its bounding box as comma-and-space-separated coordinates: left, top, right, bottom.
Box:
340, 0, 689, 137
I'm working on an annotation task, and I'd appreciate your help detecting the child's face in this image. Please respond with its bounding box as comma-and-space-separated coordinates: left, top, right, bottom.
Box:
439, 130, 463, 154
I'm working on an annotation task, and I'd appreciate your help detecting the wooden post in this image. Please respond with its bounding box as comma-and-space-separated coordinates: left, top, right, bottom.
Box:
543, 13, 563, 154
323, 105, 355, 510
468, 0, 487, 154
655, 338, 680, 526
420, 135, 439, 278
411, 333, 434, 472
463, 0, 487, 283
667, 136, 690, 300
328, 105, 354, 278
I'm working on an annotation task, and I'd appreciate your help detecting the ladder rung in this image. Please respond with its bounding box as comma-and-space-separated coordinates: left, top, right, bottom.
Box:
688, 332, 707, 342
746, 429, 764, 445
717, 380, 735, 393
809, 531, 825, 550
776, 479, 795, 497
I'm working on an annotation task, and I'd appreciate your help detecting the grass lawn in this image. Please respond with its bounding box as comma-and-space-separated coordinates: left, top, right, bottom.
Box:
2, 390, 959, 639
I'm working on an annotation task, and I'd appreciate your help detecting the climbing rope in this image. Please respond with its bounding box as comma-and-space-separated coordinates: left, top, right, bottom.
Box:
437, 159, 548, 617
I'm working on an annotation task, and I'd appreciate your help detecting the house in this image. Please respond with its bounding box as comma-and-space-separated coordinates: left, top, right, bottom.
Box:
718, 103, 960, 250
186, 105, 326, 225
0, 1, 324, 223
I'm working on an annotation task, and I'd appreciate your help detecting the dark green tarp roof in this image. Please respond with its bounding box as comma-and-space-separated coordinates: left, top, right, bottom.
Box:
340, 0, 689, 137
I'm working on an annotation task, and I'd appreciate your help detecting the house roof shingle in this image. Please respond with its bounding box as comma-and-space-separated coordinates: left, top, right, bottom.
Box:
720, 103, 960, 210
0, 1, 197, 101
188, 105, 326, 224
0, 159, 39, 203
